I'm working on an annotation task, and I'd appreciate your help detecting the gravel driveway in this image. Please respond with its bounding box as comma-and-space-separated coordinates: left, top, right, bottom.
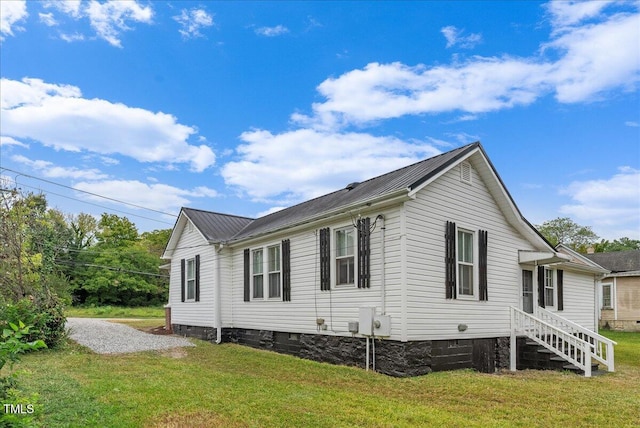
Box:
66, 318, 195, 354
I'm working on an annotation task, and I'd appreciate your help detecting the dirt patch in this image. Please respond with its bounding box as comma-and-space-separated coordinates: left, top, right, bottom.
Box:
144, 325, 173, 335
159, 347, 188, 359
150, 411, 248, 428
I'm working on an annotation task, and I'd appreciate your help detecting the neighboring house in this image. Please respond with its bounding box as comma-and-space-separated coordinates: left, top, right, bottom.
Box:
586, 250, 640, 332
162, 142, 612, 377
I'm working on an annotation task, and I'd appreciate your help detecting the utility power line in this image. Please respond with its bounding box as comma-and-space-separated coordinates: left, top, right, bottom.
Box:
0, 166, 179, 218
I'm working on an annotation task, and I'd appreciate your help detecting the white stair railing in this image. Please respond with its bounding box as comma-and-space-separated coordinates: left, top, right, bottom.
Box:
510, 307, 593, 377
536, 307, 616, 372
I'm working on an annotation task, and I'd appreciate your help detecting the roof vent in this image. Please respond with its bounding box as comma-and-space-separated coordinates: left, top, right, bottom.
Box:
345, 182, 360, 191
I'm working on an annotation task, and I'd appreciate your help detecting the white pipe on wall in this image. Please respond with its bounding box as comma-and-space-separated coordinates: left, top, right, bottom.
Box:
215, 243, 223, 344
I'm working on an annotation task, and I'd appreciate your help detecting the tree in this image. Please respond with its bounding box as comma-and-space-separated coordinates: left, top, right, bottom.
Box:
536, 217, 599, 252
71, 214, 169, 306
592, 237, 640, 252
0, 190, 71, 302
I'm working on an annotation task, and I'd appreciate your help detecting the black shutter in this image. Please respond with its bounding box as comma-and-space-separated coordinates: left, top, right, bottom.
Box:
243, 249, 250, 302
537, 266, 545, 308
320, 227, 331, 291
445, 221, 457, 299
357, 217, 371, 288
195, 254, 200, 302
282, 239, 291, 301
479, 229, 488, 301
180, 258, 186, 302
557, 269, 564, 311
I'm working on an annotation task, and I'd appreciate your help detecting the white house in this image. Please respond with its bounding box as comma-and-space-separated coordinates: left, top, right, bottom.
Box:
162, 142, 614, 376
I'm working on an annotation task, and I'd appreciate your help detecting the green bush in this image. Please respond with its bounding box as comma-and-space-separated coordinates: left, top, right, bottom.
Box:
1, 321, 45, 428
0, 295, 67, 349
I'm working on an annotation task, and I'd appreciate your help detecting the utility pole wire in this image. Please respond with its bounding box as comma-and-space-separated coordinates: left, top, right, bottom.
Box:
0, 166, 178, 218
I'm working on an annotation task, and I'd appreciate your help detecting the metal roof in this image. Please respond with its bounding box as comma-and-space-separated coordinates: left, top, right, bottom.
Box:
182, 208, 254, 242
585, 250, 640, 273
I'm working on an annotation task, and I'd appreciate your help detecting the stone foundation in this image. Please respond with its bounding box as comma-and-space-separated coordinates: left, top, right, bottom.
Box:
172, 324, 509, 377
599, 319, 640, 332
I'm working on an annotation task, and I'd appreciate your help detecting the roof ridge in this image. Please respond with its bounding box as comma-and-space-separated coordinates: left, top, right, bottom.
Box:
242, 142, 480, 225
183, 206, 255, 220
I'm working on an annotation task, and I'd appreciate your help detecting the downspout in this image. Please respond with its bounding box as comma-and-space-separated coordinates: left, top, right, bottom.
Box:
377, 214, 386, 315
215, 243, 223, 344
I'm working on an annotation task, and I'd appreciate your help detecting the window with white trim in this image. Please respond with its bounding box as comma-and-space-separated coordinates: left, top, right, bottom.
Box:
335, 227, 355, 286
252, 249, 264, 299
545, 269, 555, 307
186, 258, 196, 301
602, 284, 612, 309
457, 229, 474, 296
268, 245, 281, 298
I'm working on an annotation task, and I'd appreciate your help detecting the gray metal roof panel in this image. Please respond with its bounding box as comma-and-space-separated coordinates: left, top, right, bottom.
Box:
182, 208, 254, 242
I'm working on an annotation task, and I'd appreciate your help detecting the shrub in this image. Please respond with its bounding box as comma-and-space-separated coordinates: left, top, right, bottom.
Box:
1, 321, 46, 428
0, 294, 67, 349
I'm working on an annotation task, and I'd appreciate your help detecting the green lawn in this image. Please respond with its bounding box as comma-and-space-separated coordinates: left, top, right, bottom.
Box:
65, 305, 165, 319
7, 330, 640, 427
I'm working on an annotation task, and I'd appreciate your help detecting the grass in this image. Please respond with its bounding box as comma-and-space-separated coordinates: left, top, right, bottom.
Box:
65, 305, 165, 319
7, 331, 640, 427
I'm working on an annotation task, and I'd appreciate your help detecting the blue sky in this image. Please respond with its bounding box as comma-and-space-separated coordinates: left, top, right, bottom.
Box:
1, 0, 639, 240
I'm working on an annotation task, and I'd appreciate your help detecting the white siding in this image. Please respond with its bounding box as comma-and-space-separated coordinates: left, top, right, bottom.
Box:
404, 158, 538, 340
554, 269, 597, 330
226, 206, 406, 339
168, 222, 217, 327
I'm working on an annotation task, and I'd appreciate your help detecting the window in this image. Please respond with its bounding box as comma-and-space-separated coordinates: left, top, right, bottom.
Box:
602, 284, 612, 309
252, 249, 264, 299
268, 245, 281, 298
457, 229, 474, 296
545, 269, 555, 307
335, 227, 355, 285
186, 258, 196, 300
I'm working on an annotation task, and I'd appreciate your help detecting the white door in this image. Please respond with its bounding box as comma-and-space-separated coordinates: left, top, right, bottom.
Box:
522, 270, 534, 314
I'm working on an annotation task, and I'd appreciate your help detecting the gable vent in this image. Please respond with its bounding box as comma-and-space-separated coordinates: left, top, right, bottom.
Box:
460, 162, 472, 184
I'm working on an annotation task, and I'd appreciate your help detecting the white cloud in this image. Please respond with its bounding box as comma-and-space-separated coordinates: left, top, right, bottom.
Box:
173, 8, 214, 39
44, 0, 152, 47
560, 167, 640, 239
73, 179, 218, 213
441, 25, 482, 49
544, 8, 640, 103
60, 32, 85, 42
625, 121, 639, 127
39, 12, 58, 27
0, 136, 28, 148
49, 0, 83, 19
0, 0, 28, 40
11, 155, 108, 180
545, 0, 616, 31
255, 25, 289, 37
1, 77, 215, 172
292, 2, 639, 130
221, 128, 440, 203
293, 59, 551, 129
84, 0, 153, 47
